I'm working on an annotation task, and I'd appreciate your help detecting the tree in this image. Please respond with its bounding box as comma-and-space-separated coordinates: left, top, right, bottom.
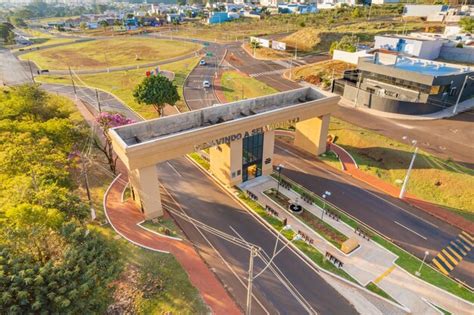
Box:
79, 21, 87, 30
329, 35, 357, 55
98, 20, 109, 30
133, 74, 180, 117
459, 17, 474, 34
94, 112, 134, 175
352, 7, 362, 18
249, 40, 261, 57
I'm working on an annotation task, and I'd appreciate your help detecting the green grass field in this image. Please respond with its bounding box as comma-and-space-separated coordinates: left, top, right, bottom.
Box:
37, 57, 200, 119
21, 37, 201, 70
220, 70, 278, 101
329, 117, 474, 221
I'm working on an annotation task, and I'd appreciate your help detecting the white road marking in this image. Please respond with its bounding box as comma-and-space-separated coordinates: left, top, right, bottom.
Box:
275, 144, 440, 229
160, 184, 271, 315
166, 161, 182, 177
391, 122, 416, 130
229, 225, 315, 314
284, 160, 306, 173
394, 221, 428, 240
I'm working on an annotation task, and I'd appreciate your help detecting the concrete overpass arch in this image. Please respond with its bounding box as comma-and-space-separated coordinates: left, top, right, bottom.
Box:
110, 87, 339, 219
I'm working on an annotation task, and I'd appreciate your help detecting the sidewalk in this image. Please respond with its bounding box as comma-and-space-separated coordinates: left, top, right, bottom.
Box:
329, 142, 474, 235
241, 176, 473, 314
104, 173, 241, 315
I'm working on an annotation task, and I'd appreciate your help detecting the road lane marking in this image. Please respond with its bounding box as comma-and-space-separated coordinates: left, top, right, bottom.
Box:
461, 231, 474, 242
450, 241, 466, 256
447, 246, 462, 261
393, 221, 427, 240
166, 161, 182, 177
455, 239, 470, 252
374, 265, 396, 284
229, 225, 315, 314
275, 144, 440, 229
432, 258, 449, 275
436, 253, 453, 270
458, 234, 474, 247
160, 183, 270, 315
283, 160, 307, 173
441, 249, 458, 266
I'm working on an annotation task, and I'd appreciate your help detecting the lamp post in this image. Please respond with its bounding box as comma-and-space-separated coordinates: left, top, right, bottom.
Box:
321, 191, 331, 220
399, 137, 418, 199
416, 251, 430, 277
453, 75, 473, 115
276, 164, 284, 197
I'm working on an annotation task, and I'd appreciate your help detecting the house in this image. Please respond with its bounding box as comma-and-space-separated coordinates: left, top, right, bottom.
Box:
332, 53, 474, 115
374, 34, 446, 60
371, 0, 399, 4
166, 13, 183, 23
208, 12, 233, 24
278, 3, 318, 14
403, 5, 449, 18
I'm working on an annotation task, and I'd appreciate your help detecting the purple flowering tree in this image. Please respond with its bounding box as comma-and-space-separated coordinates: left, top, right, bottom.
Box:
95, 112, 134, 174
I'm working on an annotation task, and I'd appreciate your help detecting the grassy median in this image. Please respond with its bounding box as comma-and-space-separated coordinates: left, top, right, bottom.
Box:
37, 56, 200, 119
21, 37, 201, 70
220, 70, 278, 102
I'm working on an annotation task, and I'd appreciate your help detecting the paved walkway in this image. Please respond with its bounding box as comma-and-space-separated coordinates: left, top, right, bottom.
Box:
241, 176, 473, 315
329, 142, 474, 235
104, 173, 241, 315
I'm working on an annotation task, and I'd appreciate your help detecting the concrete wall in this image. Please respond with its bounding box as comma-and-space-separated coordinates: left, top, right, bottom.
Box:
439, 46, 474, 64
343, 84, 444, 115
332, 50, 371, 65
403, 5, 446, 17
250, 36, 270, 48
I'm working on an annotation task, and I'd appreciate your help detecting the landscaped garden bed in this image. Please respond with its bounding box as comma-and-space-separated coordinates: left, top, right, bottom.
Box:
264, 188, 348, 250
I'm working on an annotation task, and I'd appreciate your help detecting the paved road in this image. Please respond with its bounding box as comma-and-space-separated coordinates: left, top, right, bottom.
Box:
273, 139, 474, 287
158, 158, 358, 315
333, 106, 474, 169
0, 49, 33, 85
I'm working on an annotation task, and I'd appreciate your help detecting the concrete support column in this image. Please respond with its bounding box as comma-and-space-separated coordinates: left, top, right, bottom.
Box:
129, 165, 163, 219
294, 114, 330, 156
209, 138, 243, 186
262, 130, 275, 176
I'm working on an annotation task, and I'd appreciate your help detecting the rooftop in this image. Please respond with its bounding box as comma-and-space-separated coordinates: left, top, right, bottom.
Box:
361, 54, 472, 77
112, 87, 328, 148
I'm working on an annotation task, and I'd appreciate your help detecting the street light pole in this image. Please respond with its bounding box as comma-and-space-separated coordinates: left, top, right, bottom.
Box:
321, 191, 331, 220
416, 251, 430, 277
246, 246, 258, 315
399, 145, 418, 199
276, 164, 284, 197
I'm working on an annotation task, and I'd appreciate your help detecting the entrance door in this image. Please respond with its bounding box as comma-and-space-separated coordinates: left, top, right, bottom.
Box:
242, 133, 264, 182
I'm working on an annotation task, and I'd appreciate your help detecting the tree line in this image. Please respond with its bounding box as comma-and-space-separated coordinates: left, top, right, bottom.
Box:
0, 85, 122, 313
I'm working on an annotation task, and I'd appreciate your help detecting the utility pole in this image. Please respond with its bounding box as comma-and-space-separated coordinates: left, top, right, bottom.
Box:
28, 59, 35, 83
68, 66, 77, 97
95, 89, 102, 113
354, 71, 363, 108
81, 155, 95, 220
399, 146, 418, 199
246, 246, 258, 315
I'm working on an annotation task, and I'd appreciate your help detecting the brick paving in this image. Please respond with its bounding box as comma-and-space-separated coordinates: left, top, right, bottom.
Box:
104, 173, 241, 315
329, 143, 474, 235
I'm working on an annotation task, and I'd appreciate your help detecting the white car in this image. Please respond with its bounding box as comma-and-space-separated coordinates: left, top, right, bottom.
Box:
199, 60, 206, 66
202, 80, 211, 88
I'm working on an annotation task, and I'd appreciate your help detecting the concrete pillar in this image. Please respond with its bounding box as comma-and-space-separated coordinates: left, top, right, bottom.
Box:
129, 165, 163, 219
294, 114, 330, 156
262, 130, 274, 176
209, 138, 243, 186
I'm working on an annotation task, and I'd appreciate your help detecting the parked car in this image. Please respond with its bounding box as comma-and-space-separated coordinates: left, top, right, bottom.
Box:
199, 59, 206, 66
202, 80, 211, 88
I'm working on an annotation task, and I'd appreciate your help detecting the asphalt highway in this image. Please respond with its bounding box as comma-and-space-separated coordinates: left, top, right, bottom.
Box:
273, 138, 474, 286
157, 157, 358, 315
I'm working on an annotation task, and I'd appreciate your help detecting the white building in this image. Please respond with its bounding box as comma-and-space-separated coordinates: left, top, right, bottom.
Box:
403, 5, 448, 18
371, 0, 399, 4
374, 34, 446, 60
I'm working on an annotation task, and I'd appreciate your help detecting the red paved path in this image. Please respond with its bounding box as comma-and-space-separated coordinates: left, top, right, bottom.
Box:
104, 173, 241, 315
329, 143, 474, 235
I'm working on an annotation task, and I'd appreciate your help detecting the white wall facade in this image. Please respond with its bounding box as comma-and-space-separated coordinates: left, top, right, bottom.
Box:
332, 50, 371, 65
374, 35, 444, 60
